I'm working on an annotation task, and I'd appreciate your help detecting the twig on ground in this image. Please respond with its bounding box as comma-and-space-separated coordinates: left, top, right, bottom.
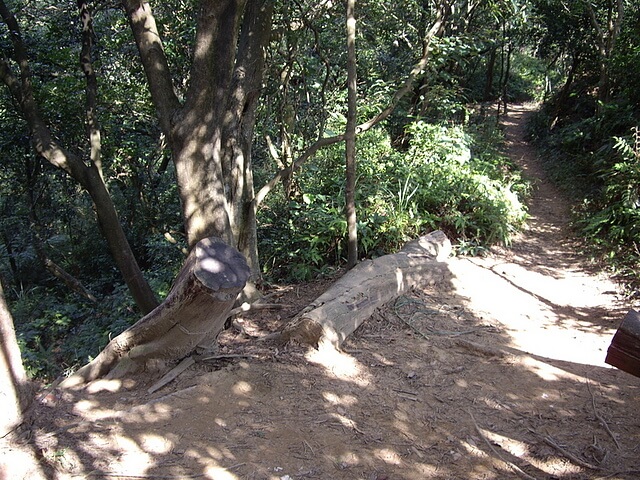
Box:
387, 309, 430, 340
392, 295, 481, 338
543, 435, 601, 471
228, 301, 285, 336
148, 356, 195, 394
197, 353, 259, 361
392, 388, 419, 396
80, 472, 206, 478
303, 439, 315, 455
587, 379, 621, 449
395, 314, 430, 339
424, 325, 480, 336
228, 302, 284, 317
147, 352, 260, 394
468, 409, 537, 480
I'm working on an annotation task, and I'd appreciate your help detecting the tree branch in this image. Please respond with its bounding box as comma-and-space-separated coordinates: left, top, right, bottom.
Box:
355, 5, 446, 133
0, 1, 81, 178
254, 134, 344, 207
253, 5, 447, 209
122, 0, 181, 138
584, 1, 606, 54
36, 246, 99, 303
0, 1, 159, 314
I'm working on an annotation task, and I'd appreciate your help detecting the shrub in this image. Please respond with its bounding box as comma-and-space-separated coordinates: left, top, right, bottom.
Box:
578, 128, 640, 281
258, 120, 529, 280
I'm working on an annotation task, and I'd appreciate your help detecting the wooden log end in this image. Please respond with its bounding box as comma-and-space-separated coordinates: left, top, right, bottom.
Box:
401, 230, 452, 260
195, 237, 250, 291
280, 317, 324, 348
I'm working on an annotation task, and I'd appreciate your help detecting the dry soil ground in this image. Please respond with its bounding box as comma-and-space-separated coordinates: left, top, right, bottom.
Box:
3, 104, 640, 480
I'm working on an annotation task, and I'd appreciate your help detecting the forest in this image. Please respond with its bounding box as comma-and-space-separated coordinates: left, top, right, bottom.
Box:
1, 0, 638, 388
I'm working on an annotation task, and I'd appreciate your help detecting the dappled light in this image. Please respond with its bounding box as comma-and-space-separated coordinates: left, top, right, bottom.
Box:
4, 101, 639, 480
6, 270, 640, 478
306, 344, 370, 386
515, 355, 589, 382
447, 256, 620, 367
2, 0, 640, 477
443, 104, 627, 369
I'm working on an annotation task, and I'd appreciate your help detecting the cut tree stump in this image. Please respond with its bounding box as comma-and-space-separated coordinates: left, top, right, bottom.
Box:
606, 310, 640, 378
279, 230, 452, 349
59, 237, 250, 388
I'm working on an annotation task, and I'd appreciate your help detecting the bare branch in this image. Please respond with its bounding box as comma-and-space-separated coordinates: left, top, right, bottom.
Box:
584, 1, 606, 53
355, 5, 446, 133
0, 1, 159, 313
254, 134, 344, 207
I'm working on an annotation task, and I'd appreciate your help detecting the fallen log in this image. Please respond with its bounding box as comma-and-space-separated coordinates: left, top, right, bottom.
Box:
60, 237, 250, 389
279, 230, 451, 349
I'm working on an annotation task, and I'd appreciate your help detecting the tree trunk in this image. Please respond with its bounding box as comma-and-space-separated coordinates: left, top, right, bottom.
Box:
345, 0, 358, 269
0, 230, 20, 287
84, 167, 159, 313
279, 230, 451, 349
500, 43, 512, 114
483, 45, 496, 101
584, 0, 625, 110
222, 0, 273, 280
0, 283, 34, 437
253, 5, 447, 209
167, 0, 246, 249
59, 237, 250, 388
125, 0, 271, 277
551, 52, 580, 129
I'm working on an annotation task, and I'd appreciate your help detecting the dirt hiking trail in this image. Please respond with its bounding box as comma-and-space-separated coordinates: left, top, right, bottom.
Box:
3, 104, 640, 480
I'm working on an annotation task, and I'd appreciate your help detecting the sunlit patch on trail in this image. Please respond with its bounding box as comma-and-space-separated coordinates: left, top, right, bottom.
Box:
305, 344, 371, 386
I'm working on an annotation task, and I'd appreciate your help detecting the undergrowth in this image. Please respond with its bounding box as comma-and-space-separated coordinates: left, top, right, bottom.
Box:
259, 115, 529, 281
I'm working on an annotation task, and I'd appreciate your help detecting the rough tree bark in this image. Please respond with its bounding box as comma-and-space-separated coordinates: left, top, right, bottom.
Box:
124, 0, 271, 279
60, 237, 250, 388
345, 0, 358, 269
0, 283, 34, 437
222, 0, 273, 281
279, 230, 451, 349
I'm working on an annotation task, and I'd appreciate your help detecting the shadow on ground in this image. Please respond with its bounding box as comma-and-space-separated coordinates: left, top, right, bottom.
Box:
4, 262, 639, 480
